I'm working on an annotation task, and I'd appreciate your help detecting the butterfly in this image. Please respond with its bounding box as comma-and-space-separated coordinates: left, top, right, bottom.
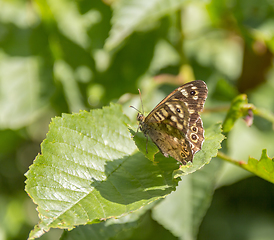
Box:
134, 80, 208, 165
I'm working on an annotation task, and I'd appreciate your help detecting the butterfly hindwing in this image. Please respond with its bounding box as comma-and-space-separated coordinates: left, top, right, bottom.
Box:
146, 122, 193, 163
187, 116, 204, 155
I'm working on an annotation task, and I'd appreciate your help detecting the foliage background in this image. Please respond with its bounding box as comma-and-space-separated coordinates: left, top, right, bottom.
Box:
0, 0, 274, 239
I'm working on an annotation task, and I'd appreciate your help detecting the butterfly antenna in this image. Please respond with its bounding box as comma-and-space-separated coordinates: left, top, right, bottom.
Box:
129, 88, 144, 114
138, 88, 144, 114
129, 105, 142, 114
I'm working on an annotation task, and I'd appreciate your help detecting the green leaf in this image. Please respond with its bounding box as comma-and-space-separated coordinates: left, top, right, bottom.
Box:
240, 149, 274, 184
105, 0, 187, 50
222, 94, 254, 133
131, 129, 159, 162
25, 104, 179, 239
152, 159, 223, 239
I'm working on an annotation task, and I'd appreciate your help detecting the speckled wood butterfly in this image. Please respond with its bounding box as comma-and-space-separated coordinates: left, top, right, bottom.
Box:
135, 80, 208, 165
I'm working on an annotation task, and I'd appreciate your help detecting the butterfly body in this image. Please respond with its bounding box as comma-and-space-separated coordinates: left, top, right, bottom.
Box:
137, 80, 208, 165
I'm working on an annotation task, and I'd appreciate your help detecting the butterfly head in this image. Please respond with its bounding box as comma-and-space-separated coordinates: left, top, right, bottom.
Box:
137, 112, 144, 122
129, 105, 145, 133
131, 88, 146, 125
136, 112, 146, 133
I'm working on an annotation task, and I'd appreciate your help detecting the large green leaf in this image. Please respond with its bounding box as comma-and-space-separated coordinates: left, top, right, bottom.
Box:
25, 104, 179, 239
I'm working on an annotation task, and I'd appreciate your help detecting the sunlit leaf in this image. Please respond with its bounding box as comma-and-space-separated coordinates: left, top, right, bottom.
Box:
240, 149, 274, 184
25, 104, 179, 239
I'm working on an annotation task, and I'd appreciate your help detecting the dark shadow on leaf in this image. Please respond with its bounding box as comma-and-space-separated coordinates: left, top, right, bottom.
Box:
91, 152, 180, 205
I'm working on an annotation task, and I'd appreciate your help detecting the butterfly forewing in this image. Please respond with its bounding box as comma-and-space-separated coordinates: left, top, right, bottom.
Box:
137, 80, 208, 165
145, 100, 189, 135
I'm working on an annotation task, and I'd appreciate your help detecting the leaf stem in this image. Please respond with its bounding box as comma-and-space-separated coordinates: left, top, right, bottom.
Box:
217, 151, 250, 172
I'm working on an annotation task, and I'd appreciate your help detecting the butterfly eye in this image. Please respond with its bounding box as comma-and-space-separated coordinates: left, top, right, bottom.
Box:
190, 90, 196, 95
176, 108, 181, 113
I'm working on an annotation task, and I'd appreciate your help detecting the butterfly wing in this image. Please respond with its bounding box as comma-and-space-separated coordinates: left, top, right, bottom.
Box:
145, 99, 190, 135
143, 80, 208, 163
146, 121, 193, 164
172, 80, 208, 155
152, 80, 207, 112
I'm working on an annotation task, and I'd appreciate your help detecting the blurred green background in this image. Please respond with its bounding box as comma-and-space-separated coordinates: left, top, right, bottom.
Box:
0, 0, 274, 239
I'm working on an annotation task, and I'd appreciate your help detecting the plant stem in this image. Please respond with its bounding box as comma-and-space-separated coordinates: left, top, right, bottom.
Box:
217, 151, 250, 172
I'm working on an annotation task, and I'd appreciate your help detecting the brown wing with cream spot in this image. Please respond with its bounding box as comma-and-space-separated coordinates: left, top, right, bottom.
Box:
145, 100, 189, 136
171, 80, 208, 156
187, 117, 204, 155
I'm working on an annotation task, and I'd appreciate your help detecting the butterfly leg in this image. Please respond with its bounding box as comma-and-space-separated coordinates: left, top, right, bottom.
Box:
131, 125, 141, 138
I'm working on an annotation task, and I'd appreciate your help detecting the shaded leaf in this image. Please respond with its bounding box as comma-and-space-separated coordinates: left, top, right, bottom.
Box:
131, 129, 160, 162
152, 159, 223, 239
25, 104, 179, 239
